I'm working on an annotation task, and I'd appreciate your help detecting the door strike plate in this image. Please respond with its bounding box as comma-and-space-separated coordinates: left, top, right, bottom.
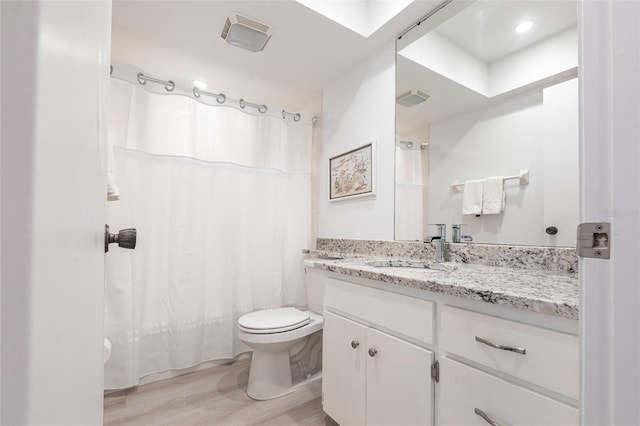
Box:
577, 222, 610, 259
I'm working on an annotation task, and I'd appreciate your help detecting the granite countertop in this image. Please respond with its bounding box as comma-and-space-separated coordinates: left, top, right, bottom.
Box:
305, 256, 579, 320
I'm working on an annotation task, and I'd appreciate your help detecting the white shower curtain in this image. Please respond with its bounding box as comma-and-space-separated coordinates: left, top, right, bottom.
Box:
105, 79, 311, 389
395, 146, 424, 241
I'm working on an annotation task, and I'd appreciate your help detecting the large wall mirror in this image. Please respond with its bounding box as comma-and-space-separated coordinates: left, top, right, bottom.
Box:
395, 0, 578, 247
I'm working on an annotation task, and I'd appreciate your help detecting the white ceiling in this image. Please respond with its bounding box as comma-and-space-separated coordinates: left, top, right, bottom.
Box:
111, 0, 443, 98
396, 0, 577, 136
435, 0, 577, 63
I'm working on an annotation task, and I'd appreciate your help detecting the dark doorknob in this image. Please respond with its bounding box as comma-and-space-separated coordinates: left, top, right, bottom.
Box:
105, 224, 137, 253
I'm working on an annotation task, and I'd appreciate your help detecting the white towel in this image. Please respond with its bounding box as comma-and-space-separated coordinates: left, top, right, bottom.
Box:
462, 179, 484, 215
482, 176, 505, 214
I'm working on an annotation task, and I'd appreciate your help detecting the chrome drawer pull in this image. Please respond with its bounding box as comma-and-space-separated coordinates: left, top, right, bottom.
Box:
368, 348, 378, 357
475, 336, 526, 355
475, 408, 502, 426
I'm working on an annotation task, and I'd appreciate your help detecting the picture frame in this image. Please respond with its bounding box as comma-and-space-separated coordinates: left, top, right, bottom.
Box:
329, 142, 376, 201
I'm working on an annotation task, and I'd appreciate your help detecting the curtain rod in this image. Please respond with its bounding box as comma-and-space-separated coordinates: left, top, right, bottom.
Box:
110, 63, 318, 127
397, 0, 453, 41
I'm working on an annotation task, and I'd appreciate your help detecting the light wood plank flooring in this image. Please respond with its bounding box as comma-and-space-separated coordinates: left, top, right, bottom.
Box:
104, 357, 338, 426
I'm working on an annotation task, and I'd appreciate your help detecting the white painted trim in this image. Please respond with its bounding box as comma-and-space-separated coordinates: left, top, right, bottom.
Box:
579, 0, 640, 424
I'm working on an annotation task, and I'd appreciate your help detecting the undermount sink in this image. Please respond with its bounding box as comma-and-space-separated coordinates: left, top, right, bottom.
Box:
365, 260, 457, 273
316, 254, 344, 260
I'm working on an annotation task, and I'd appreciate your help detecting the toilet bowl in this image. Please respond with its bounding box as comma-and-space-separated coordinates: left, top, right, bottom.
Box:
238, 267, 325, 400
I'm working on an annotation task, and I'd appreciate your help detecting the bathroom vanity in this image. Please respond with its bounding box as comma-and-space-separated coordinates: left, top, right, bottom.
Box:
308, 240, 579, 426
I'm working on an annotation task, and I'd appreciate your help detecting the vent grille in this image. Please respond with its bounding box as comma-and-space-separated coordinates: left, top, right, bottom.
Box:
236, 14, 271, 33
220, 13, 274, 52
221, 17, 232, 40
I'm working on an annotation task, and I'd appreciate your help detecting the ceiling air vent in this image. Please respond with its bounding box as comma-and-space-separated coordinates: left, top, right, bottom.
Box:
396, 89, 430, 107
221, 13, 274, 53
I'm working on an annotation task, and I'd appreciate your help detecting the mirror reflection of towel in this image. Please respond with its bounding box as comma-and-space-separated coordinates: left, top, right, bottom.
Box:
462, 179, 483, 215
482, 176, 505, 214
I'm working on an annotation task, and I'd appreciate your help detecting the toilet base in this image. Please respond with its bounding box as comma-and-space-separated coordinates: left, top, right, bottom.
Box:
247, 348, 322, 400
247, 350, 293, 400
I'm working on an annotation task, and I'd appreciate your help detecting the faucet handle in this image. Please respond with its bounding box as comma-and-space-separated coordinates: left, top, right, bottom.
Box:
428, 223, 446, 241
452, 223, 467, 229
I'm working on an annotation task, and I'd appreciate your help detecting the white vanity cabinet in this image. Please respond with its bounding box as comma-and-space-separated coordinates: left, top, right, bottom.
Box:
323, 278, 435, 426
438, 306, 579, 425
319, 270, 579, 426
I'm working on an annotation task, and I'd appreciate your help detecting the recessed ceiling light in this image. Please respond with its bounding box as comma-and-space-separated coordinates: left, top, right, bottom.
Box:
515, 20, 535, 33
193, 80, 207, 90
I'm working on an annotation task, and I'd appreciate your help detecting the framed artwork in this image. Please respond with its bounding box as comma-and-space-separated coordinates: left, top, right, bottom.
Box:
329, 142, 375, 200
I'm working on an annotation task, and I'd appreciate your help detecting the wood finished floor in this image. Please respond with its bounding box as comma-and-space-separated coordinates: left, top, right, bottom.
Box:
104, 357, 338, 426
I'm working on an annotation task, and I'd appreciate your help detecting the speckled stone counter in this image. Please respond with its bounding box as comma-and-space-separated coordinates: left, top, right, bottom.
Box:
317, 238, 578, 274
305, 256, 579, 321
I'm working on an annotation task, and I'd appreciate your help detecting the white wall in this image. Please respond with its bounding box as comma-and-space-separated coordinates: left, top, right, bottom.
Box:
428, 78, 578, 247
400, 26, 577, 99
400, 30, 489, 95
489, 27, 577, 97
1, 1, 110, 424
429, 91, 544, 245
319, 42, 396, 240
542, 79, 579, 247
111, 29, 321, 114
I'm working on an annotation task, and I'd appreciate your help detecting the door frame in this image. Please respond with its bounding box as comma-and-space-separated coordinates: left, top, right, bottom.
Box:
579, 0, 640, 424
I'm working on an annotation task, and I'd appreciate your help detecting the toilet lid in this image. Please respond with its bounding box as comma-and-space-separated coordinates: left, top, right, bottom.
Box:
238, 307, 310, 334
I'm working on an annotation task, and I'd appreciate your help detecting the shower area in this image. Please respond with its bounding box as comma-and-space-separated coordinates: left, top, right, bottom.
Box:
104, 63, 314, 390
395, 137, 429, 241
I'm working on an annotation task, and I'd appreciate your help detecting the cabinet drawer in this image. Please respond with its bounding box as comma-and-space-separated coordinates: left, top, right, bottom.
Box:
439, 357, 578, 425
441, 306, 578, 399
325, 277, 434, 345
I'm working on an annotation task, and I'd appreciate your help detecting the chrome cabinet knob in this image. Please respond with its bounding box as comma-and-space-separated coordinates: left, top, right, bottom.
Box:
368, 348, 378, 357
350, 340, 359, 349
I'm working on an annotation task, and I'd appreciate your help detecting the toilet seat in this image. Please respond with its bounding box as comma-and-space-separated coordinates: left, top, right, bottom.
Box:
238, 307, 311, 334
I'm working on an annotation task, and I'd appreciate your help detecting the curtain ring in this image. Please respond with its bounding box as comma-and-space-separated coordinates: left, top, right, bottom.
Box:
258, 104, 268, 114
239, 99, 246, 109
282, 109, 286, 119
293, 113, 301, 122
216, 94, 226, 104
137, 72, 146, 85
193, 87, 201, 98
165, 80, 175, 92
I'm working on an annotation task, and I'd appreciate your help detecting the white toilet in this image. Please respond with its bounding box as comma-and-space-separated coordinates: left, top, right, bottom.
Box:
237, 267, 325, 400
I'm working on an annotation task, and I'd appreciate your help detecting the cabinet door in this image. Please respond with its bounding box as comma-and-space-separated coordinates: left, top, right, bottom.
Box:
322, 311, 367, 426
438, 357, 578, 426
366, 328, 434, 426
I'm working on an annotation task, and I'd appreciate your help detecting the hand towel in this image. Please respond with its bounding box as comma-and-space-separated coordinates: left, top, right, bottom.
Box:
482, 176, 505, 214
462, 179, 484, 215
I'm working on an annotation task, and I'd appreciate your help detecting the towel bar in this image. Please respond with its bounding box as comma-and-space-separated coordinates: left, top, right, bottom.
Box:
451, 169, 529, 192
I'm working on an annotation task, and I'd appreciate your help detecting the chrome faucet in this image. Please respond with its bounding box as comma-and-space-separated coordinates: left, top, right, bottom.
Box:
424, 224, 446, 263
452, 224, 473, 243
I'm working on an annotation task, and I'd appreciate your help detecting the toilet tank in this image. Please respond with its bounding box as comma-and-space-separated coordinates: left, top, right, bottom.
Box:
304, 267, 326, 314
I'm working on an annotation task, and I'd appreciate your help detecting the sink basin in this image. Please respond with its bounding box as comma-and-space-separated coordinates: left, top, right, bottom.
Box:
365, 260, 457, 273
316, 254, 344, 260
